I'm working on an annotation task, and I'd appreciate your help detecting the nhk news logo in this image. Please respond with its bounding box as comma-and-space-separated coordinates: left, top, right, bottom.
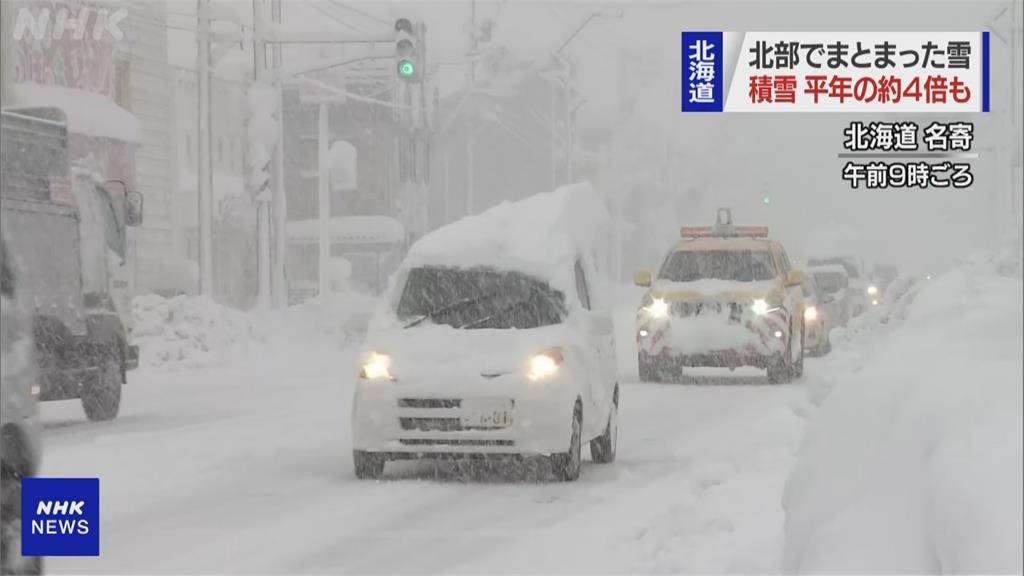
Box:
12, 5, 127, 42
22, 478, 100, 557
682, 31, 991, 113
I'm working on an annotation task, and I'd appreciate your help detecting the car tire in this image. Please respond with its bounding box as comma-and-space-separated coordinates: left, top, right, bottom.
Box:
590, 387, 618, 464
81, 348, 122, 422
551, 401, 582, 481
1, 464, 43, 576
793, 324, 805, 378
638, 353, 679, 383
353, 450, 384, 480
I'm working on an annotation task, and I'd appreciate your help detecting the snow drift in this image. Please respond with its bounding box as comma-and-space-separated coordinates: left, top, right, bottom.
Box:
782, 237, 1023, 574
132, 291, 379, 370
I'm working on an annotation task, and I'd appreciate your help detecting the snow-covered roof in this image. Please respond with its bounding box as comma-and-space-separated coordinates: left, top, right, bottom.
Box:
288, 216, 405, 245
8, 82, 142, 143
403, 182, 609, 295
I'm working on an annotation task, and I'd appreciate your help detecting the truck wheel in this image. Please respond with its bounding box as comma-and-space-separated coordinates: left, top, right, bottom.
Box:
82, 352, 122, 422
353, 451, 384, 480
551, 402, 582, 481
590, 386, 618, 464
1, 464, 43, 576
638, 353, 679, 383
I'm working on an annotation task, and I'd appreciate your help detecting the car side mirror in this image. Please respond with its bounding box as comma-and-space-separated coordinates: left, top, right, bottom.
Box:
633, 271, 652, 287
125, 191, 144, 226
586, 312, 614, 335
822, 294, 834, 304
786, 269, 804, 287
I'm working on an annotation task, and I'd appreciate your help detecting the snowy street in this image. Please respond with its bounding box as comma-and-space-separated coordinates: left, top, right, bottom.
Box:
38, 317, 809, 574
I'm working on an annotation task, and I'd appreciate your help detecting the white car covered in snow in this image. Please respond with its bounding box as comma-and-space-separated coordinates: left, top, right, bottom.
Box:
351, 184, 618, 481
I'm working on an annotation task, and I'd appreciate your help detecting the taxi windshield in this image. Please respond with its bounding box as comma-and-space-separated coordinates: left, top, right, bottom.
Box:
658, 250, 777, 282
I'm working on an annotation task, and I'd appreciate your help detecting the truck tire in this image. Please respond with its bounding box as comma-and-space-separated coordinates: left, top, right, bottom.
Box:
82, 350, 122, 421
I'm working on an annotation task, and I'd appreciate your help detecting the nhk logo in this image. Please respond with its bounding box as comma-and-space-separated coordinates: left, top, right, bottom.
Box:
12, 6, 127, 42
22, 478, 100, 557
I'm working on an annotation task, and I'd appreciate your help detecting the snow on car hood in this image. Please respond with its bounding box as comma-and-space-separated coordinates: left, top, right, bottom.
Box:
363, 321, 579, 379
650, 278, 779, 301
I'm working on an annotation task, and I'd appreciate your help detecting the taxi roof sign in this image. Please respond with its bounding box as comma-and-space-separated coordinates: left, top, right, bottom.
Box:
681, 208, 769, 238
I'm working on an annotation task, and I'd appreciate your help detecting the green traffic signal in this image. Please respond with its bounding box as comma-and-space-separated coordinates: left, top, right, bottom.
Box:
398, 59, 416, 79
762, 195, 771, 205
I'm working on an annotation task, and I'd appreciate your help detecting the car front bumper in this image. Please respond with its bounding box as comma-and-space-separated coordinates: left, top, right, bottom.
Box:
352, 373, 577, 458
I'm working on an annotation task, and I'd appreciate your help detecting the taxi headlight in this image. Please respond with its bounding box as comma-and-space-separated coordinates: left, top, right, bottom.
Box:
867, 285, 879, 296
526, 349, 563, 382
360, 352, 394, 381
804, 305, 819, 321
751, 298, 781, 316
645, 298, 670, 319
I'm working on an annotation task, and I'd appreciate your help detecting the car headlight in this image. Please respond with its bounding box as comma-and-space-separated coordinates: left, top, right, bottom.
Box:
867, 285, 879, 295
751, 298, 781, 316
360, 352, 394, 381
871, 299, 879, 306
804, 305, 818, 321
644, 297, 670, 319
526, 348, 563, 382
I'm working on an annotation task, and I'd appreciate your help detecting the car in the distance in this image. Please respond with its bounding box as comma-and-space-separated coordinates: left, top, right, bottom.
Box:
801, 272, 832, 356
351, 185, 618, 482
808, 265, 852, 329
807, 256, 867, 316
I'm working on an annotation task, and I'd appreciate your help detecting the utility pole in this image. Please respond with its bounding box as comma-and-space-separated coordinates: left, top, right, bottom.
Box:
197, 0, 214, 296
252, 0, 271, 309
317, 101, 330, 296
466, 0, 476, 216
270, 0, 288, 307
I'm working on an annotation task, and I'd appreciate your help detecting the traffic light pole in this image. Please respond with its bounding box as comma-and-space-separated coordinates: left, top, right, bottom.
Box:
197, 0, 214, 297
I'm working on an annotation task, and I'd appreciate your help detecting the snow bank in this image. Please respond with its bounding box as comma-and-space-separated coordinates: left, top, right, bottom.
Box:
403, 182, 610, 303
132, 291, 380, 370
782, 238, 1023, 574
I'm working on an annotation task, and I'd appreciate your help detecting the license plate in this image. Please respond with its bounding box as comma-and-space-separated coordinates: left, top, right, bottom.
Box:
460, 399, 514, 428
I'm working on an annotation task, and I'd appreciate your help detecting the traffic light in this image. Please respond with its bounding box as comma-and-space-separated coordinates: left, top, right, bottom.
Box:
394, 18, 419, 82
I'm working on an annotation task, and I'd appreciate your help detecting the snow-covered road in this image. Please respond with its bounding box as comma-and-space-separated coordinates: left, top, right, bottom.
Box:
38, 332, 810, 574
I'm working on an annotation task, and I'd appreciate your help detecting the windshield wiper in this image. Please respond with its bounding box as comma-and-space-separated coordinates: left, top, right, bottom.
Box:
458, 299, 531, 329
404, 291, 501, 329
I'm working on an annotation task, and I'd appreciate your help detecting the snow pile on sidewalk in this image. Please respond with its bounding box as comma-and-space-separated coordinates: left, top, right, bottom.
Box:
782, 238, 1023, 574
133, 291, 379, 370
132, 294, 260, 370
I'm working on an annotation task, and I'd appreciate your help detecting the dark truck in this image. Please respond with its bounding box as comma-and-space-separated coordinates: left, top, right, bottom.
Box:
0, 107, 142, 421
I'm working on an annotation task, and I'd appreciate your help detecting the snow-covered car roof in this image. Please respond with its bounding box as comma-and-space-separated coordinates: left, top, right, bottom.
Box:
403, 182, 609, 296
809, 264, 849, 277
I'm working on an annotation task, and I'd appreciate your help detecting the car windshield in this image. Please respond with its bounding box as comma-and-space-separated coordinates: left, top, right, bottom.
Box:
813, 272, 848, 294
396, 266, 565, 329
658, 250, 777, 282
808, 257, 860, 279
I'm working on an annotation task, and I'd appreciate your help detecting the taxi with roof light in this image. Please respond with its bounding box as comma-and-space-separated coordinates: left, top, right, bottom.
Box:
633, 208, 806, 384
